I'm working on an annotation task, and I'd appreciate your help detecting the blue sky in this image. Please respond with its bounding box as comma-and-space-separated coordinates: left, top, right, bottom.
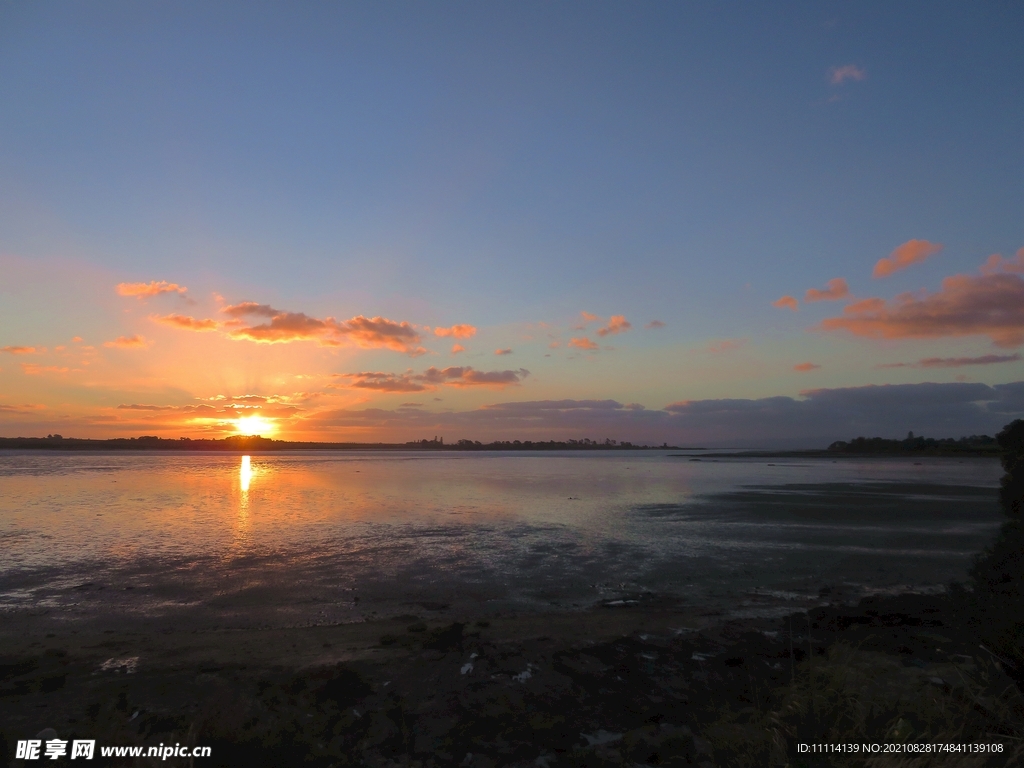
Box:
1, 2, 1022, 444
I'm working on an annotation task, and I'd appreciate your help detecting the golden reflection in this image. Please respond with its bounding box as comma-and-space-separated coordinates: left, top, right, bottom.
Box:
240, 455, 253, 492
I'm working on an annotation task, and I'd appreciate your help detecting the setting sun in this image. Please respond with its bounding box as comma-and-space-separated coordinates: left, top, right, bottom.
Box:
234, 415, 276, 437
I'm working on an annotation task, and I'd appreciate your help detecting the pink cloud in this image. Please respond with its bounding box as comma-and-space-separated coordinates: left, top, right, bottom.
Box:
568, 337, 599, 351
793, 362, 821, 372
116, 280, 187, 298
596, 315, 632, 337
338, 372, 431, 393
1, 346, 43, 354
580, 311, 600, 323
495, 348, 513, 355
705, 338, 748, 354
877, 354, 1022, 369
451, 344, 466, 354
829, 64, 866, 85
152, 314, 219, 331
980, 248, 1024, 276
104, 335, 151, 349
645, 320, 666, 329
804, 278, 849, 303
820, 257, 1024, 348
335, 365, 529, 392
772, 295, 799, 311
433, 324, 477, 339
872, 239, 943, 278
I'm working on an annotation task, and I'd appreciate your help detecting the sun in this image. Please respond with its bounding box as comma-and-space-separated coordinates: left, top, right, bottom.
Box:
234, 415, 277, 437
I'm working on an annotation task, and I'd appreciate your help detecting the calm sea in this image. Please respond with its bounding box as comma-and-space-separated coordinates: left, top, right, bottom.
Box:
0, 450, 1004, 628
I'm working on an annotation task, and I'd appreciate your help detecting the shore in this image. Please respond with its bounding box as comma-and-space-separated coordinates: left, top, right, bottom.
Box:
2, 592, 1022, 767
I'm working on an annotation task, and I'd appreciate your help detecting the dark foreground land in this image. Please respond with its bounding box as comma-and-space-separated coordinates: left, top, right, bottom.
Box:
2, 593, 1022, 768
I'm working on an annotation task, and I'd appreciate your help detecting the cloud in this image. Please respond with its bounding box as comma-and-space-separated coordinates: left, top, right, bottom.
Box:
104, 334, 151, 349
495, 348, 513, 355
772, 295, 799, 311
568, 337, 599, 351
980, 248, 1024, 276
793, 362, 821, 372
451, 344, 466, 354
116, 404, 178, 411
580, 311, 600, 323
116, 280, 187, 298
645, 320, 666, 329
829, 64, 866, 85
596, 315, 632, 337
0, 402, 46, 414
335, 366, 530, 393
21, 363, 70, 375
152, 313, 219, 331
705, 338, 748, 354
1, 346, 42, 354
338, 372, 431, 393
433, 324, 477, 339
804, 278, 849, 303
71, 336, 83, 343
878, 354, 1022, 369
820, 259, 1024, 347
873, 239, 943, 278
219, 302, 424, 354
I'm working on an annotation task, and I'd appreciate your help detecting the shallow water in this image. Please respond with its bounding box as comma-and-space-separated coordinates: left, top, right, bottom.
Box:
0, 450, 1004, 627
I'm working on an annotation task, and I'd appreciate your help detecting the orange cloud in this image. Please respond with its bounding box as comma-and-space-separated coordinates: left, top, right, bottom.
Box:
221, 302, 424, 354
793, 362, 821, 372
71, 336, 83, 343
338, 372, 431, 393
705, 338, 748, 354
495, 348, 513, 355
980, 248, 1024, 276
872, 239, 943, 278
451, 344, 465, 354
596, 315, 631, 337
829, 64, 866, 84
433, 324, 477, 339
116, 280, 187, 298
580, 311, 600, 323
877, 354, 1022, 369
1, 346, 42, 354
104, 335, 151, 349
645, 320, 666, 329
568, 337, 599, 351
820, 262, 1024, 348
772, 295, 799, 311
152, 313, 219, 331
804, 278, 849, 303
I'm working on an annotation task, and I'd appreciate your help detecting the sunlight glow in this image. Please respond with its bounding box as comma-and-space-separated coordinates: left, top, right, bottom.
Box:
235, 415, 276, 436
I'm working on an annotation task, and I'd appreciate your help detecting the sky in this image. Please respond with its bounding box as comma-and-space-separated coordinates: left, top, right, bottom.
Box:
1, 1, 1022, 447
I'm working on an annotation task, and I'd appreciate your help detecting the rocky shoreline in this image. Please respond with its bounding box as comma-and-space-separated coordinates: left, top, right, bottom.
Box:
2, 592, 1022, 767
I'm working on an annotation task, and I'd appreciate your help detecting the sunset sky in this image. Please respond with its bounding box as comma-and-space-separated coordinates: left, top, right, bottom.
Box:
1, 2, 1022, 446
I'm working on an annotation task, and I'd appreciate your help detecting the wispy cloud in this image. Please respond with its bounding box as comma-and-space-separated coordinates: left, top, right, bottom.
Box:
705, 338, 748, 354
116, 280, 187, 298
104, 334, 151, 349
336, 366, 530, 392
793, 362, 821, 372
433, 324, 477, 339
877, 354, 1022, 369
645, 320, 666, 329
451, 344, 466, 354
829, 64, 866, 85
1, 346, 43, 354
21, 363, 70, 375
495, 348, 513, 355
804, 278, 849, 303
152, 313, 219, 331
596, 315, 632, 337
873, 239, 943, 278
772, 295, 799, 311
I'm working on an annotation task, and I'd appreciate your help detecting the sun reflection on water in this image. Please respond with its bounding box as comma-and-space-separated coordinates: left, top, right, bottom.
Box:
240, 455, 252, 492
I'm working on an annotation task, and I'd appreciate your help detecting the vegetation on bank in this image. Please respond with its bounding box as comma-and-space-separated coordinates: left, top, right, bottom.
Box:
827, 432, 1000, 456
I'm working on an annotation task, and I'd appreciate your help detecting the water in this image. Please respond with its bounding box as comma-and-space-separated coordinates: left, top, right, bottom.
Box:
0, 450, 1004, 628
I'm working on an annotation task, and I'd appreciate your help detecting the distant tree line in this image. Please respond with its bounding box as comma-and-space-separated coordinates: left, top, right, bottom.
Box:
827, 432, 1000, 455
